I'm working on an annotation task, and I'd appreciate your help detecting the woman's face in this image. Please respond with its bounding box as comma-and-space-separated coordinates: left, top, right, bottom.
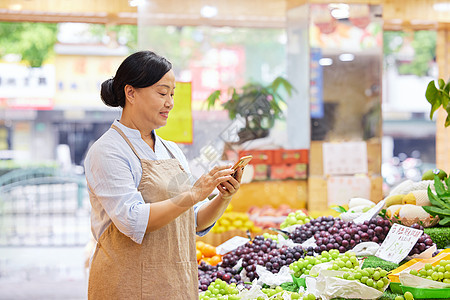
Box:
133, 69, 176, 130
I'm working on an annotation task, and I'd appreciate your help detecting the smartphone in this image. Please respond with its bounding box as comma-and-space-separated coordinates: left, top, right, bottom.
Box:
231, 155, 253, 178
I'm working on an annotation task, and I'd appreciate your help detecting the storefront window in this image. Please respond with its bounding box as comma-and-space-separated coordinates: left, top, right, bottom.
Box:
382, 30, 437, 187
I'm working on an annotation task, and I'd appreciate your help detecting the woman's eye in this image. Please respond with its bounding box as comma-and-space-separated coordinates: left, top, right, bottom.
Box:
159, 93, 167, 96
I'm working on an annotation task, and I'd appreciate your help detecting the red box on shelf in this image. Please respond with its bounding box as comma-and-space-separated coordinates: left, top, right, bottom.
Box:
270, 163, 308, 180
273, 149, 309, 165
270, 164, 294, 180
252, 164, 270, 181
238, 150, 274, 165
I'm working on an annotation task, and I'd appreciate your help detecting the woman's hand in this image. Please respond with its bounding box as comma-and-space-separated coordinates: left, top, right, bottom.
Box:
191, 165, 234, 204
217, 166, 243, 200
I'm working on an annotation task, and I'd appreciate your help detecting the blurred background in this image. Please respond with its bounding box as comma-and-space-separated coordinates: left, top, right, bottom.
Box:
0, 0, 449, 299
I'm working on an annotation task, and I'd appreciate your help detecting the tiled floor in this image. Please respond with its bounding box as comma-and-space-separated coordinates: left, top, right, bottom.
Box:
0, 247, 87, 300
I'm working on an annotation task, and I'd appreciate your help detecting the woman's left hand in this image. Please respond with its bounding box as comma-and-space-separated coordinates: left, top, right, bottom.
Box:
217, 167, 243, 199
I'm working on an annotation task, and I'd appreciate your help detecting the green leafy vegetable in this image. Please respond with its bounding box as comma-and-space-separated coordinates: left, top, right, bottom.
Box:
361, 256, 399, 272
331, 206, 347, 213
426, 78, 450, 126
424, 227, 450, 249
280, 282, 298, 292
423, 174, 450, 225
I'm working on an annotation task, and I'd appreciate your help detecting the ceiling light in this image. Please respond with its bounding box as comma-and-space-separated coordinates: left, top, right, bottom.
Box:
433, 2, 450, 12
200, 5, 218, 18
339, 53, 354, 62
128, 0, 145, 7
331, 8, 349, 19
319, 58, 333, 66
8, 4, 22, 10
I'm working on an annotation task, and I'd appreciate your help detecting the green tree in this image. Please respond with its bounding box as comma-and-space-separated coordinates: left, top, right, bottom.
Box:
89, 24, 138, 51
0, 22, 57, 68
384, 30, 436, 77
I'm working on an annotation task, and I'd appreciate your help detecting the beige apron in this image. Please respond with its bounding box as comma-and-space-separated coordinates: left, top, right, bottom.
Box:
88, 125, 198, 299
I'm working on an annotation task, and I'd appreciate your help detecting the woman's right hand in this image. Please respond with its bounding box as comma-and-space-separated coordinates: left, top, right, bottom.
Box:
190, 165, 234, 203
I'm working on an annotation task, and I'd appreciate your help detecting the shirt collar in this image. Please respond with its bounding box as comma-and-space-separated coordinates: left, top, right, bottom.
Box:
113, 119, 158, 140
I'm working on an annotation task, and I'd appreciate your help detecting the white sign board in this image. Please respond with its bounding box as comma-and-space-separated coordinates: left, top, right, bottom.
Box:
375, 223, 422, 264
323, 142, 368, 175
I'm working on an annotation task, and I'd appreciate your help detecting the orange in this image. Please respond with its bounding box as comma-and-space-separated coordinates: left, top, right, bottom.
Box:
196, 241, 206, 250
202, 244, 217, 257
196, 249, 202, 262
209, 255, 222, 266
203, 257, 211, 265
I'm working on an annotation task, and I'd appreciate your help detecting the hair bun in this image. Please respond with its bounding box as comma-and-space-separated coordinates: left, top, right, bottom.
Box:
100, 78, 119, 107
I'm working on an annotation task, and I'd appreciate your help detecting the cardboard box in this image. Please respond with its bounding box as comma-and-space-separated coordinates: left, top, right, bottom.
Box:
309, 140, 381, 176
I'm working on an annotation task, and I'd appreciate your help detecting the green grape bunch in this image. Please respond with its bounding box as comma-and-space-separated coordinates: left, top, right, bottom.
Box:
339, 267, 390, 291
409, 260, 450, 283
199, 278, 240, 300
289, 250, 359, 278
280, 210, 312, 229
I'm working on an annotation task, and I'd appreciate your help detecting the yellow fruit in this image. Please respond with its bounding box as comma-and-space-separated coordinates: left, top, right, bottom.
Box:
220, 219, 231, 227
402, 193, 416, 205
232, 220, 243, 228
244, 220, 254, 228
251, 226, 263, 233
385, 194, 404, 207
212, 225, 226, 233
386, 204, 403, 218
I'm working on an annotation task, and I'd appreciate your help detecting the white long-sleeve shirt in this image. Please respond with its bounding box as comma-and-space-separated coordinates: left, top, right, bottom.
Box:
84, 120, 212, 244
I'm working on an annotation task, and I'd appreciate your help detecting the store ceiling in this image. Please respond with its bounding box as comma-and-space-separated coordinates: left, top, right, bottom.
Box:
0, 0, 449, 28
0, 0, 286, 27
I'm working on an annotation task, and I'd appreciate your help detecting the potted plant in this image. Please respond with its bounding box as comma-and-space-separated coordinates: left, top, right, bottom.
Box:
205, 76, 295, 144
425, 77, 450, 125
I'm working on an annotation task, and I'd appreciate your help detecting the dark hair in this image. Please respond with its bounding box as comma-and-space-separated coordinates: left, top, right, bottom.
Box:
100, 51, 172, 108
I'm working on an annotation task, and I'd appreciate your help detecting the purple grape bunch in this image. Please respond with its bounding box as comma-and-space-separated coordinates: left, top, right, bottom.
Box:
198, 261, 242, 292
220, 235, 305, 281
408, 223, 434, 256
288, 216, 338, 244
314, 216, 391, 253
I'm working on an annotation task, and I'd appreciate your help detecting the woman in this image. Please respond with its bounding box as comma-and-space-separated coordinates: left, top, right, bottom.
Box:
84, 51, 242, 299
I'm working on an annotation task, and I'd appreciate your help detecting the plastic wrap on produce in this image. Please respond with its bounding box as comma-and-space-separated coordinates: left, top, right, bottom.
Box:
315, 270, 386, 300
351, 242, 380, 256
238, 280, 268, 300
216, 236, 250, 255
340, 211, 363, 222
256, 265, 293, 287
277, 235, 302, 248
300, 236, 318, 249
281, 224, 302, 233
399, 272, 450, 289
407, 243, 437, 260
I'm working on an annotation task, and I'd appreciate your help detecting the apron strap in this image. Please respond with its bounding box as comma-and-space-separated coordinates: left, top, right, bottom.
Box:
158, 137, 177, 159
111, 124, 142, 160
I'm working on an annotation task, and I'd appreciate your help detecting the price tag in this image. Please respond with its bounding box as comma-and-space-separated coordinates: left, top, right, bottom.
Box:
375, 223, 423, 264
353, 200, 385, 224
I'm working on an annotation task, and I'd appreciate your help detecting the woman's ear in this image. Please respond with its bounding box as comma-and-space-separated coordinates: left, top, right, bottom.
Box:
124, 84, 135, 104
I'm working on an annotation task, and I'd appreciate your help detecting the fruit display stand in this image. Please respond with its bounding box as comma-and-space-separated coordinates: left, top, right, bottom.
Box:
196, 172, 450, 300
